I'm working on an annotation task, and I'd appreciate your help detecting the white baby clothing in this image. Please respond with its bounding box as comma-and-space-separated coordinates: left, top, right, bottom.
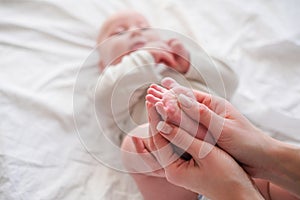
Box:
95, 49, 238, 145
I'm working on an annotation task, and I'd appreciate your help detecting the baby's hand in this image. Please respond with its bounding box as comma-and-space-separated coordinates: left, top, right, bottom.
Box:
144, 41, 178, 68
167, 39, 190, 74
144, 40, 190, 74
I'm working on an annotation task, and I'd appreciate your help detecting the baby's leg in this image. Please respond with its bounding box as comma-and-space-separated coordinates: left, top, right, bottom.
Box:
121, 131, 197, 200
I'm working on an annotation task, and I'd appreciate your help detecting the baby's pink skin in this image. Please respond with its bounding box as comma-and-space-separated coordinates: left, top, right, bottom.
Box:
166, 38, 190, 74
146, 83, 215, 146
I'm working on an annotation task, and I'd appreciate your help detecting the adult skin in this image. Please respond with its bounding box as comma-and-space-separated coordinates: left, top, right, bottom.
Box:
146, 77, 300, 199
141, 100, 264, 200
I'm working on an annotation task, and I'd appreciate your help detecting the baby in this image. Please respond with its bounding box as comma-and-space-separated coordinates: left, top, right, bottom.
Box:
96, 10, 238, 145
95, 10, 238, 199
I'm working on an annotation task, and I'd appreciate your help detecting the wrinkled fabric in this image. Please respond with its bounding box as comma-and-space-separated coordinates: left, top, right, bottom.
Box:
0, 0, 299, 199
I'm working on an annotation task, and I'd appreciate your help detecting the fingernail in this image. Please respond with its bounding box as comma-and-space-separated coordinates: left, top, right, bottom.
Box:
156, 121, 173, 134
178, 94, 193, 108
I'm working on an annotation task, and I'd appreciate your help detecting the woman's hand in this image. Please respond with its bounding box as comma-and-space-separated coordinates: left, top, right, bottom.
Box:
145, 99, 263, 200
147, 77, 300, 199
148, 77, 277, 179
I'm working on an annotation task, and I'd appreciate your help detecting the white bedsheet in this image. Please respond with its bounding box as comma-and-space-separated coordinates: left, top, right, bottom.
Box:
1, 0, 300, 199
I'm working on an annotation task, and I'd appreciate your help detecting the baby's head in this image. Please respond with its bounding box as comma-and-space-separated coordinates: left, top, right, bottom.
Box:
97, 10, 160, 70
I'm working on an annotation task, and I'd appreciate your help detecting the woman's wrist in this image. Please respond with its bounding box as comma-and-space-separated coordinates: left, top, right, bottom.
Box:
266, 139, 300, 197
233, 183, 264, 200
216, 179, 264, 200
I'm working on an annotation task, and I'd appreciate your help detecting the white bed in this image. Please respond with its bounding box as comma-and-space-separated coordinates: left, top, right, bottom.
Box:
1, 0, 300, 199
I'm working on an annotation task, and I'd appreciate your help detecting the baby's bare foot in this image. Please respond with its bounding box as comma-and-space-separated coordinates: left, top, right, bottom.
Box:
146, 81, 215, 144
147, 83, 180, 122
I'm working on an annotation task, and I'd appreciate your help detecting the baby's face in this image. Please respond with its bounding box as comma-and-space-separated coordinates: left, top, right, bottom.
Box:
98, 11, 160, 69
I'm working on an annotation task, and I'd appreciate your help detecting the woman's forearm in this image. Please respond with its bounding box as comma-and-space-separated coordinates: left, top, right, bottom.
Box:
254, 178, 300, 200
267, 138, 300, 198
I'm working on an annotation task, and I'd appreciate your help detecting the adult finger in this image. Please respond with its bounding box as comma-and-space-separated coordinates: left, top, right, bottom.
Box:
161, 77, 195, 100
146, 101, 161, 135
157, 121, 215, 159
132, 137, 165, 177
146, 102, 180, 167
177, 94, 225, 138
160, 77, 224, 141
161, 77, 225, 111
122, 136, 163, 175
155, 102, 215, 144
